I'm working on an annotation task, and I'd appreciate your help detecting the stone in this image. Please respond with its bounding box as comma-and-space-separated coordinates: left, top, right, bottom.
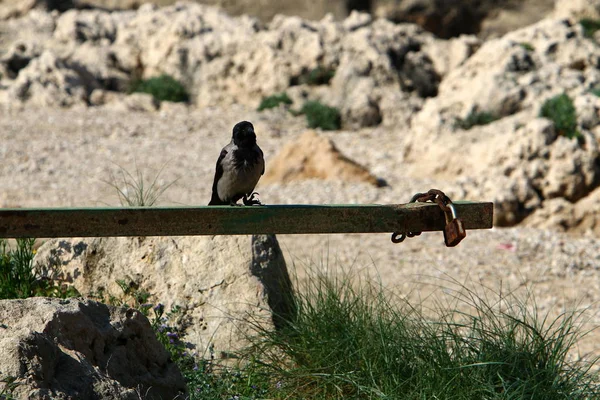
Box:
262, 130, 385, 187
0, 297, 186, 399
33, 234, 295, 359
6, 51, 95, 107
554, 0, 600, 20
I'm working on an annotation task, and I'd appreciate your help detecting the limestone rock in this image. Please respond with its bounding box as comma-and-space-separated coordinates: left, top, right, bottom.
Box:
0, 297, 186, 399
404, 18, 600, 225
33, 234, 294, 359
262, 130, 385, 187
554, 0, 600, 20
6, 51, 95, 107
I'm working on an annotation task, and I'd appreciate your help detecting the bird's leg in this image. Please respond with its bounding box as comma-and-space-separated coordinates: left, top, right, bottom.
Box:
243, 192, 262, 206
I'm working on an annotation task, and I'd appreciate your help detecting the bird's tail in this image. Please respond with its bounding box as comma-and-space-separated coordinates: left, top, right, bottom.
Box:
208, 193, 226, 206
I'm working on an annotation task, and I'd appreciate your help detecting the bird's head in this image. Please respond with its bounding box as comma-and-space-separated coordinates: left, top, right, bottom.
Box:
232, 121, 256, 148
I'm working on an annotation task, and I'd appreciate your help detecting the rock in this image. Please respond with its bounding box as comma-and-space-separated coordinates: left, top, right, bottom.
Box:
0, 3, 439, 127
33, 234, 295, 359
0, 297, 186, 399
372, 0, 487, 38
262, 130, 385, 187
6, 51, 95, 107
554, 0, 600, 20
403, 18, 600, 225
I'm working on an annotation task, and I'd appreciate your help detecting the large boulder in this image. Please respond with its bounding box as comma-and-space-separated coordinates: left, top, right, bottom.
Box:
33, 234, 295, 359
0, 297, 186, 399
262, 130, 385, 187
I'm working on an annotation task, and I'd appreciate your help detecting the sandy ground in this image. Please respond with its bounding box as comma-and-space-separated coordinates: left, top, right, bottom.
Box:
2, 104, 600, 362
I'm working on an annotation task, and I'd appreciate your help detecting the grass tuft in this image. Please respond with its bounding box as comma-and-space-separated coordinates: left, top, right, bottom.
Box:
0, 239, 79, 299
455, 111, 499, 130
299, 100, 341, 131
102, 161, 179, 207
540, 93, 581, 140
232, 271, 600, 399
257, 92, 293, 111
129, 74, 189, 103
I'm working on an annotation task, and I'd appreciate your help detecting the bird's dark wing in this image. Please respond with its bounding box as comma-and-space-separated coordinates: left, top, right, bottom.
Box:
260, 147, 265, 175
208, 148, 228, 205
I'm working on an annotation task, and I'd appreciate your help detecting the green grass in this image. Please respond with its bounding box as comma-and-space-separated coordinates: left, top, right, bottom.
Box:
257, 92, 293, 111
176, 271, 600, 399
590, 87, 600, 97
580, 19, 600, 38
540, 94, 581, 140
102, 161, 179, 207
455, 111, 499, 130
129, 74, 189, 103
0, 239, 79, 299
299, 100, 341, 131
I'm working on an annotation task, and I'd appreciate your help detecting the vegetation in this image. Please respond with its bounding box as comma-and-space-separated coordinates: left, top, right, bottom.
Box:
580, 19, 600, 39
129, 74, 189, 103
519, 42, 535, 52
257, 92, 293, 111
455, 110, 499, 130
0, 238, 78, 299
102, 161, 179, 207
1, 240, 599, 399
296, 66, 336, 86
540, 93, 581, 140
299, 100, 342, 131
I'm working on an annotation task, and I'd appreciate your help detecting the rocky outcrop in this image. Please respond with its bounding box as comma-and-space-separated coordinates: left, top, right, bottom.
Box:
0, 297, 186, 399
404, 18, 600, 226
0, 3, 439, 128
554, 0, 600, 20
262, 130, 385, 187
33, 234, 295, 359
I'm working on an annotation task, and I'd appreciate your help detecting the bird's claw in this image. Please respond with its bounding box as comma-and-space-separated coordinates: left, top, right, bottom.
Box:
243, 192, 262, 206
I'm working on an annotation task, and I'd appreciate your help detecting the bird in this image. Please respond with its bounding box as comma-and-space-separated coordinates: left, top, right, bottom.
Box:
208, 121, 264, 206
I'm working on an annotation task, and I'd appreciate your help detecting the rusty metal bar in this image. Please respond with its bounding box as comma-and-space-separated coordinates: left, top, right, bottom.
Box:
0, 202, 493, 238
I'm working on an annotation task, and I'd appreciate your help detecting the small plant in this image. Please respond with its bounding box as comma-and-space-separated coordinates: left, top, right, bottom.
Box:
129, 74, 189, 103
590, 87, 600, 97
455, 110, 498, 130
296, 66, 336, 86
519, 42, 535, 52
540, 93, 581, 139
580, 19, 600, 38
299, 100, 341, 131
0, 239, 78, 299
102, 161, 179, 207
257, 93, 293, 111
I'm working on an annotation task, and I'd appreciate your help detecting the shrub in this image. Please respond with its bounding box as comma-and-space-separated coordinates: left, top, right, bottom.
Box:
297, 66, 336, 86
0, 238, 79, 299
540, 94, 580, 139
455, 111, 498, 130
300, 100, 341, 131
580, 19, 600, 38
129, 74, 189, 103
257, 93, 293, 111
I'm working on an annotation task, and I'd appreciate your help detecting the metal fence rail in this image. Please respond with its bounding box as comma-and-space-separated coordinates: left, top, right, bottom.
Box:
0, 202, 493, 239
